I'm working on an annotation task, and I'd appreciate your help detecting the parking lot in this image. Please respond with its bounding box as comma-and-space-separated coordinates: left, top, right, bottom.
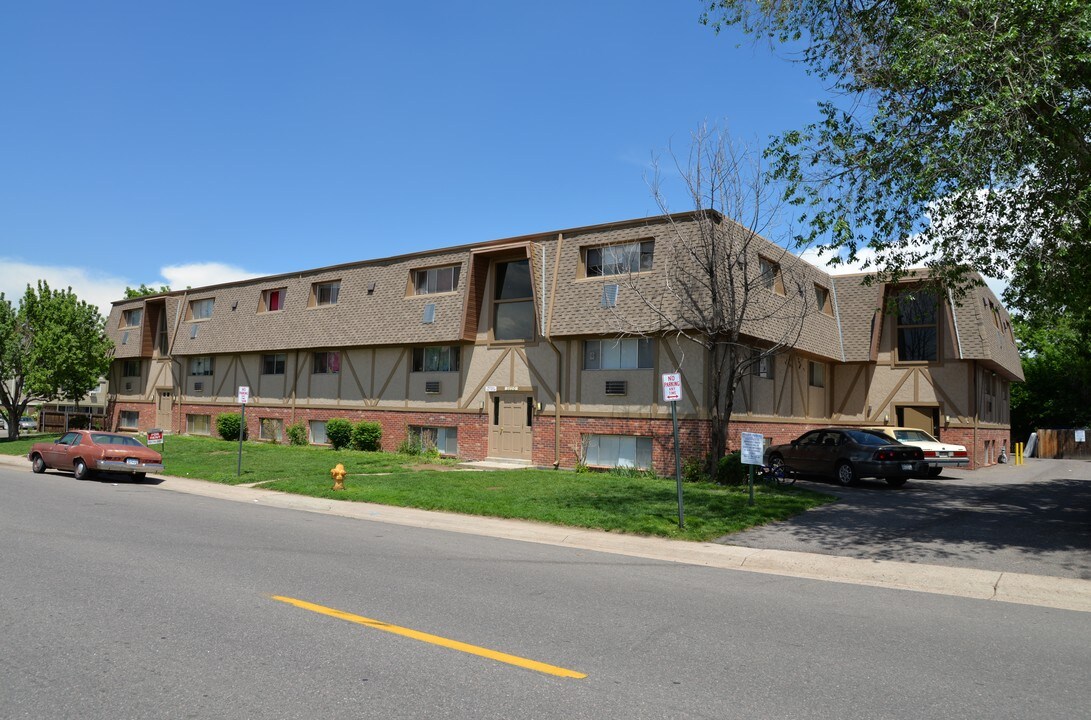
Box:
721, 458, 1091, 580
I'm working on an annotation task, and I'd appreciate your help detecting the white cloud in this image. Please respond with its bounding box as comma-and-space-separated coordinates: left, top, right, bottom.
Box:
159, 262, 263, 290
0, 258, 130, 316
0, 259, 263, 317
797, 246, 880, 275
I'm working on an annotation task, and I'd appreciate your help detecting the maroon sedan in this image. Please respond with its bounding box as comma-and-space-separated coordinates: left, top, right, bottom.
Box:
29, 430, 164, 480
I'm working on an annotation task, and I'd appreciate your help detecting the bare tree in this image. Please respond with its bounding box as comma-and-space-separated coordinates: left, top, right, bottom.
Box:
622, 125, 814, 469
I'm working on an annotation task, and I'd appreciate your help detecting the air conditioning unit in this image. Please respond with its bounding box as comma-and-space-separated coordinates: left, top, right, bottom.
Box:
425, 381, 441, 394
194, 382, 204, 393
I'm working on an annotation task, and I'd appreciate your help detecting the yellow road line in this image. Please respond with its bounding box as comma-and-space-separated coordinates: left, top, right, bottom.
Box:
271, 595, 587, 679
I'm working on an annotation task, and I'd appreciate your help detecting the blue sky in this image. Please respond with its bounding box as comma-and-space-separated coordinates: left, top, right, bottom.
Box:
1, 1, 839, 313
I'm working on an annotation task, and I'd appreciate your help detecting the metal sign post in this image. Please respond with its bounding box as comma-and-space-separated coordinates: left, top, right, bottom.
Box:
740, 431, 765, 507
237, 386, 249, 477
662, 373, 684, 529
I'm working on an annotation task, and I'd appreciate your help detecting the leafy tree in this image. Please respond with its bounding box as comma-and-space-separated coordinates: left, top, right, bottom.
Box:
702, 1, 1091, 318
0, 282, 113, 439
1011, 314, 1091, 438
632, 125, 811, 469
124, 284, 170, 298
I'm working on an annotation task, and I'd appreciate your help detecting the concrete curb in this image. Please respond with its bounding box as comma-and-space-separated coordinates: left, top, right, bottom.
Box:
3, 452, 1089, 612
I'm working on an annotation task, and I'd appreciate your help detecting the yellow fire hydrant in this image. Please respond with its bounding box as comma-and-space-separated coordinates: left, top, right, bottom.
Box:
330, 463, 347, 491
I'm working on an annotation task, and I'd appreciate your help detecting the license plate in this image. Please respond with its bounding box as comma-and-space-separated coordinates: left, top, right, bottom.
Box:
126, 458, 139, 466
938, 452, 950, 457
901, 463, 913, 471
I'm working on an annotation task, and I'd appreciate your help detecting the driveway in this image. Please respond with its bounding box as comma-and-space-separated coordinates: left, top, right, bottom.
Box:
720, 458, 1091, 580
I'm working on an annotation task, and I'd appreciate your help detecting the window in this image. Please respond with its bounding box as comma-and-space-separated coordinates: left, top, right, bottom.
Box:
313, 351, 340, 374
189, 356, 214, 376
313, 281, 341, 306
586, 240, 654, 277
493, 259, 535, 341
122, 359, 142, 377
584, 338, 653, 370
190, 298, 214, 320
413, 265, 461, 295
601, 284, 619, 308
814, 284, 832, 315
422, 303, 436, 324
584, 435, 653, 469
261, 288, 286, 312
119, 411, 140, 429
808, 361, 825, 388
409, 426, 458, 455
186, 414, 211, 435
758, 256, 784, 295
121, 308, 142, 327
309, 420, 328, 445
262, 353, 286, 375
259, 418, 284, 442
412, 346, 461, 372
896, 289, 939, 361
756, 351, 774, 379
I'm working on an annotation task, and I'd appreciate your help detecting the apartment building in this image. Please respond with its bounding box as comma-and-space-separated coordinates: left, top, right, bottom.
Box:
104, 211, 1023, 472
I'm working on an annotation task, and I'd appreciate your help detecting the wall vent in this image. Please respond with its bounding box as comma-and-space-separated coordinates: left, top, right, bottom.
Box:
124, 382, 132, 391
605, 380, 627, 396
425, 380, 441, 394
194, 382, 204, 393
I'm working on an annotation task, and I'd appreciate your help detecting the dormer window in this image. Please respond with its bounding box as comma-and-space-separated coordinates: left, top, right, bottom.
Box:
758, 257, 784, 295
585, 240, 654, 277
814, 284, 832, 315
311, 281, 340, 307
261, 287, 287, 312
895, 288, 939, 362
413, 265, 461, 295
493, 259, 534, 341
121, 308, 143, 328
189, 298, 214, 320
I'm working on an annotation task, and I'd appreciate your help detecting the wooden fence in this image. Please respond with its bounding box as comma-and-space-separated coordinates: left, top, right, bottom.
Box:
40, 410, 109, 434
1034, 428, 1091, 459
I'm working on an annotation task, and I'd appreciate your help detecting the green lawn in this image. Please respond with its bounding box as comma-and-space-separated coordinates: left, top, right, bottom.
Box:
2, 434, 832, 541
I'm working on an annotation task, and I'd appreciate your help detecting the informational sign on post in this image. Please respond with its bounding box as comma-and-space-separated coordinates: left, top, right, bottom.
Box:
661, 373, 682, 403
661, 372, 685, 529
147, 429, 164, 446
236, 386, 249, 477
740, 432, 765, 466
1076, 429, 1086, 443
237, 386, 250, 404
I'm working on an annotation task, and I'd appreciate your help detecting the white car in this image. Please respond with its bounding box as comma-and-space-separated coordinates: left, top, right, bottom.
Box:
861, 427, 968, 477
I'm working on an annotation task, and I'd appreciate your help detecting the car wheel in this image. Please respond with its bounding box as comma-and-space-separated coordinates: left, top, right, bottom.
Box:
927, 467, 943, 478
31, 455, 46, 474
133, 472, 146, 481
73, 459, 92, 480
835, 461, 856, 486
885, 477, 908, 488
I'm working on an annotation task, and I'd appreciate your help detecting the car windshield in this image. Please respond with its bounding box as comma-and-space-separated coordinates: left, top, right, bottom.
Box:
845, 429, 890, 446
893, 429, 936, 442
90, 433, 145, 447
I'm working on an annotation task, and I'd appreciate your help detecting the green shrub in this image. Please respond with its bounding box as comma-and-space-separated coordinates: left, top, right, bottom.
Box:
216, 413, 244, 441
67, 415, 90, 430
716, 451, 748, 485
682, 456, 707, 483
397, 435, 422, 455
351, 421, 383, 451
286, 421, 308, 446
325, 418, 353, 450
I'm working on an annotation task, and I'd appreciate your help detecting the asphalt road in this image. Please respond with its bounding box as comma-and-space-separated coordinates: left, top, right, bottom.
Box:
2, 464, 1089, 719
723, 459, 1091, 580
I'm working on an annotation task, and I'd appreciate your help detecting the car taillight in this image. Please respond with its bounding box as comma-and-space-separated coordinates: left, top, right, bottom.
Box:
874, 450, 895, 461
923, 450, 937, 457
954, 450, 968, 457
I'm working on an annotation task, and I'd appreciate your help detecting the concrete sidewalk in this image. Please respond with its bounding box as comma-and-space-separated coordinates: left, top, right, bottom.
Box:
3, 452, 1089, 613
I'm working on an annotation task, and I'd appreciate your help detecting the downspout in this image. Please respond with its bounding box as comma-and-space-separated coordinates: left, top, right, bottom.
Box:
542, 236, 564, 468
972, 359, 979, 468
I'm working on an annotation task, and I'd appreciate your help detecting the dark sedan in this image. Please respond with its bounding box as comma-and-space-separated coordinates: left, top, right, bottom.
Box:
763, 428, 926, 487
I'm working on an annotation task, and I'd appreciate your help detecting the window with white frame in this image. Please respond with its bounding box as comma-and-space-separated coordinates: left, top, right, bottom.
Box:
584, 435, 653, 469
190, 298, 214, 320
808, 361, 826, 388
585, 240, 654, 277
121, 308, 142, 327
262, 353, 286, 375
313, 351, 340, 374
122, 359, 142, 377
309, 420, 328, 444
261, 287, 286, 312
583, 338, 653, 370
186, 414, 211, 435
119, 411, 140, 429
189, 356, 214, 376
413, 265, 461, 295
312, 281, 340, 306
410, 426, 458, 455
412, 346, 461, 372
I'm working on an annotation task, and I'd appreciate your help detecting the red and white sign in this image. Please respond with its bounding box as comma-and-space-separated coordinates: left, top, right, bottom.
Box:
237, 386, 250, 404
661, 373, 682, 403
147, 430, 164, 445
